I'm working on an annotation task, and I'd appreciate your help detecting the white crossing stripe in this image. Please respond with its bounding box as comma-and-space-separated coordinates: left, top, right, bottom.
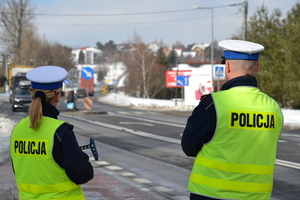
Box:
133, 178, 152, 184
105, 166, 123, 171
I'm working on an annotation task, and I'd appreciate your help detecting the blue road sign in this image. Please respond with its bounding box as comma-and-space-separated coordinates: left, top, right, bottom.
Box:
215, 66, 225, 77
63, 79, 69, 85
81, 67, 94, 80
176, 75, 189, 86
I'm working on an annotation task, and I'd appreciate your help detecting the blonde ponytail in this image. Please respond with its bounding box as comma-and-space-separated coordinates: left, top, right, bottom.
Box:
29, 88, 62, 129
29, 97, 43, 129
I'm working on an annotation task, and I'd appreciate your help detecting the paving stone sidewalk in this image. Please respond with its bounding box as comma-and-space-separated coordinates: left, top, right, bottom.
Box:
0, 154, 167, 200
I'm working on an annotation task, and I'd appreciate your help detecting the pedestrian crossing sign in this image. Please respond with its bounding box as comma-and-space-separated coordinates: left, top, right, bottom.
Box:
215, 66, 225, 77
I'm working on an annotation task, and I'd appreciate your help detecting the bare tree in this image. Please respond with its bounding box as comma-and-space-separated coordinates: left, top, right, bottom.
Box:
124, 34, 167, 99
148, 63, 166, 98
19, 24, 39, 65
125, 34, 156, 98
0, 0, 35, 64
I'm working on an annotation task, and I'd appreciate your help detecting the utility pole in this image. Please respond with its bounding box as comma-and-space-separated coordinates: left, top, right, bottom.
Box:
228, 1, 248, 40
194, 2, 246, 92
242, 1, 248, 40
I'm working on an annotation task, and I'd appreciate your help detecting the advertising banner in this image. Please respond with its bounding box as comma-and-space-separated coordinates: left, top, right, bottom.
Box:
165, 70, 192, 88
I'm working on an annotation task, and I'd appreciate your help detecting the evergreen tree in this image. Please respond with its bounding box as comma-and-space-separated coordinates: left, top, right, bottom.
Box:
157, 47, 167, 67
282, 3, 300, 108
78, 50, 85, 64
95, 40, 117, 63
167, 48, 178, 69
247, 5, 286, 106
96, 41, 104, 50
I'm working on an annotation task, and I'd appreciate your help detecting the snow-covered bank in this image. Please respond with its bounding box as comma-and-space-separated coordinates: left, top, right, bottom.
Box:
98, 93, 300, 130
0, 118, 16, 155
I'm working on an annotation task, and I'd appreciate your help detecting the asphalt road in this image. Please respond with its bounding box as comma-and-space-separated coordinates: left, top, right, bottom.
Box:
1, 95, 300, 200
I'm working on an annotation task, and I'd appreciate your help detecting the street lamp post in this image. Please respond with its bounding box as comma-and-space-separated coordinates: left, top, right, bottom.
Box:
194, 2, 247, 92
194, 6, 215, 92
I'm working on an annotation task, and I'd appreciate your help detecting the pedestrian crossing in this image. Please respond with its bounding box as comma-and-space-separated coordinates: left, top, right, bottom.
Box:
90, 158, 189, 200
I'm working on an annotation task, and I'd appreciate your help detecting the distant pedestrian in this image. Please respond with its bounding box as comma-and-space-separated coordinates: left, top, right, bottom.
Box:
10, 66, 93, 200
181, 40, 284, 200
67, 90, 78, 110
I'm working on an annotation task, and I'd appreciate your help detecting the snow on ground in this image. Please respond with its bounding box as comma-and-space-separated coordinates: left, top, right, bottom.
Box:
1, 92, 300, 156
97, 93, 300, 130
0, 92, 16, 155
97, 92, 196, 110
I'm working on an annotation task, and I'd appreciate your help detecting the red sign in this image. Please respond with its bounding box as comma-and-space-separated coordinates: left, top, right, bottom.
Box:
80, 77, 94, 91
165, 70, 191, 88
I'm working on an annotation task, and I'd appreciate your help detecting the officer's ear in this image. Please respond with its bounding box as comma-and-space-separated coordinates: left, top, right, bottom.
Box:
51, 91, 61, 105
54, 91, 61, 101
256, 62, 261, 72
226, 60, 231, 74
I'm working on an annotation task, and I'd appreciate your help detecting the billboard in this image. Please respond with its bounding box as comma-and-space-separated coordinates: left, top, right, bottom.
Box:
165, 70, 192, 88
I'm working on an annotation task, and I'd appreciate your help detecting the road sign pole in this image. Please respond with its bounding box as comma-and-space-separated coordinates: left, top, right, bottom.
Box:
218, 76, 220, 91
214, 66, 225, 91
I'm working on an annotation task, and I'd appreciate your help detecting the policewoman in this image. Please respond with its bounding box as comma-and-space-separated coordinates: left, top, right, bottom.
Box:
181, 40, 283, 200
10, 66, 94, 200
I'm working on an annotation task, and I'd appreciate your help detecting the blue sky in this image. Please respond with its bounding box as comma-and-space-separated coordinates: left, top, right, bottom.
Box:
32, 0, 299, 49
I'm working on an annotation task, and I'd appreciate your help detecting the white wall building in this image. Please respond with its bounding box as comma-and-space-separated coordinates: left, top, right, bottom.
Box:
72, 46, 103, 65
104, 62, 126, 88
172, 63, 225, 105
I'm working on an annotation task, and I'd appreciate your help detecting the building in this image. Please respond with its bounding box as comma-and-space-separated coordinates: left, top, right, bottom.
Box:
169, 63, 225, 105
72, 46, 103, 65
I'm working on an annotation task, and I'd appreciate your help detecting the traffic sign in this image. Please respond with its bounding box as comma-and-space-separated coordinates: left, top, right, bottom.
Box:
102, 85, 107, 95
215, 66, 225, 77
63, 79, 69, 85
176, 75, 189, 86
81, 67, 94, 80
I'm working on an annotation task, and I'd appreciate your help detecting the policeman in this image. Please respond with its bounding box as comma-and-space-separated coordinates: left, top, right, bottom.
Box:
10, 66, 94, 200
181, 40, 284, 200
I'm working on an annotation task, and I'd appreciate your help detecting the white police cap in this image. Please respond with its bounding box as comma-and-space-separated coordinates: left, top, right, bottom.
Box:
26, 66, 68, 90
219, 40, 264, 61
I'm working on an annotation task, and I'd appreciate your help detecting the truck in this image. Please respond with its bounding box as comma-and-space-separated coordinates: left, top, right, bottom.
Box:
8, 65, 36, 107
8, 65, 36, 89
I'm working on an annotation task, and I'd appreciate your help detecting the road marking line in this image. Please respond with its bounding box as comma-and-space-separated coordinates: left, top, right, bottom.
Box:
116, 113, 185, 128
120, 122, 154, 126
174, 196, 189, 200
119, 172, 136, 177
105, 166, 123, 171
133, 178, 152, 184
61, 114, 181, 144
281, 134, 300, 138
94, 161, 110, 166
276, 159, 300, 170
153, 186, 173, 192
64, 114, 300, 171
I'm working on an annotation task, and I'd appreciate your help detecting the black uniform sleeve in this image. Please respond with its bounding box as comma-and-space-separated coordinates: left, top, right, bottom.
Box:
52, 123, 94, 184
181, 94, 216, 157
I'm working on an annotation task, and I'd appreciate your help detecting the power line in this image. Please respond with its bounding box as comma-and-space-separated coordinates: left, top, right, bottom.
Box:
33, 7, 214, 17
32, 3, 241, 17
36, 13, 238, 26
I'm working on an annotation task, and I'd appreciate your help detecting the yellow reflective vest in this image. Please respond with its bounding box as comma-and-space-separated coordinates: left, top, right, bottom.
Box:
188, 87, 283, 200
11, 116, 85, 200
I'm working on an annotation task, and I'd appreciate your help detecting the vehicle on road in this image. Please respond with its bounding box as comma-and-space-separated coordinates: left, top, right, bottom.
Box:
88, 89, 94, 97
75, 88, 88, 98
11, 80, 32, 112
